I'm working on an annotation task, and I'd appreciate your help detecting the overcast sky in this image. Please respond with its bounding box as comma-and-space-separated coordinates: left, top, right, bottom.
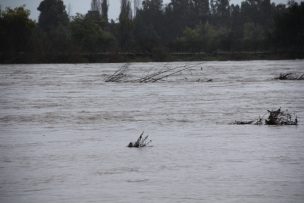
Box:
0, 0, 292, 21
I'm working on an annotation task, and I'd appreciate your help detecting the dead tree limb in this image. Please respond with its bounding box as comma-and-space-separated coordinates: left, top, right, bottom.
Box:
138, 65, 186, 83
275, 72, 304, 80
137, 63, 203, 83
150, 66, 191, 83
232, 108, 298, 126
298, 73, 304, 80
105, 64, 128, 82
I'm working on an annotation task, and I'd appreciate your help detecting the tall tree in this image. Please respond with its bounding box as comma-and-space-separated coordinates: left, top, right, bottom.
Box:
210, 0, 230, 25
134, 0, 164, 51
134, 0, 142, 16
273, 1, 304, 51
0, 6, 35, 55
141, 0, 163, 24
165, 0, 195, 38
193, 0, 210, 22
119, 0, 133, 49
70, 14, 116, 52
91, 0, 101, 12
101, 0, 109, 22
216, 0, 230, 17
120, 0, 133, 20
37, 0, 69, 32
37, 0, 71, 54
229, 4, 243, 50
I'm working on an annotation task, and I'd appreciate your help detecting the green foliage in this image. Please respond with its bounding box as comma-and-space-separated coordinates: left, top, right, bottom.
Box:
101, 0, 109, 22
119, 0, 133, 50
70, 14, 116, 52
1, 0, 303, 63
273, 1, 304, 50
35, 0, 72, 55
177, 24, 231, 52
213, 0, 230, 17
133, 0, 164, 52
38, 0, 69, 32
243, 22, 265, 50
0, 6, 35, 55
176, 27, 203, 52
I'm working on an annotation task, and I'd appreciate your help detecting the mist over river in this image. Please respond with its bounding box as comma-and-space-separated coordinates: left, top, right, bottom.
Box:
0, 60, 304, 203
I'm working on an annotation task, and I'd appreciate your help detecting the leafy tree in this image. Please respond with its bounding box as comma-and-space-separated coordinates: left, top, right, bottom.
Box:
119, 0, 132, 23
119, 0, 133, 50
164, 0, 194, 39
210, 0, 230, 26
273, 1, 304, 51
193, 0, 210, 22
38, 0, 69, 32
0, 6, 35, 55
176, 27, 203, 52
133, 0, 165, 51
101, 0, 109, 22
1, 0, 304, 63
36, 0, 72, 55
243, 22, 265, 50
215, 0, 230, 18
229, 4, 243, 50
176, 23, 231, 52
70, 14, 116, 52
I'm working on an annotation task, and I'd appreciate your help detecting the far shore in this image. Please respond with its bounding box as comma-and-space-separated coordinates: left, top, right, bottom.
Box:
1, 51, 304, 64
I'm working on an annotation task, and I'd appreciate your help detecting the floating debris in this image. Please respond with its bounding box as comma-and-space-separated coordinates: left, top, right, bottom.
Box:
265, 108, 298, 125
133, 65, 193, 83
232, 108, 298, 126
232, 117, 263, 125
195, 78, 213, 82
128, 131, 152, 148
105, 63, 205, 83
233, 120, 255, 125
105, 64, 128, 82
275, 73, 304, 80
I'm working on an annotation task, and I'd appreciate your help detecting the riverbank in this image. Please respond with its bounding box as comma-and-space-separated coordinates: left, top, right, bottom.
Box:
1, 51, 304, 64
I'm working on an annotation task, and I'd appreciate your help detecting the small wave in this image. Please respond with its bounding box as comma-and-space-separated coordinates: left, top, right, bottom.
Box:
126, 179, 149, 183
96, 167, 140, 176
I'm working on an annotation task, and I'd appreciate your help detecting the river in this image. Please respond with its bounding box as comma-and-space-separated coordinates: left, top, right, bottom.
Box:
0, 60, 304, 202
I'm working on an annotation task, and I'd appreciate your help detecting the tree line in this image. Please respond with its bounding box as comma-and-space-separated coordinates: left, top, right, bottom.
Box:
0, 0, 303, 63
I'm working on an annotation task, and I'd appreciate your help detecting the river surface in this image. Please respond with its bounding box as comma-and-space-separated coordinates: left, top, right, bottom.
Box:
0, 60, 304, 203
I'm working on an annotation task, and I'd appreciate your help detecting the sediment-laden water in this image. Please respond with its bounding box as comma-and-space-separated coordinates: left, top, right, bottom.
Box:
0, 60, 304, 203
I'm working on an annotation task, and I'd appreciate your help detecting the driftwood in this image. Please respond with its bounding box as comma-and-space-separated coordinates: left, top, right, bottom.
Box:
137, 67, 180, 83
105, 64, 128, 82
233, 120, 255, 125
149, 66, 190, 83
128, 131, 152, 148
136, 65, 188, 83
233, 108, 297, 126
265, 108, 298, 125
275, 73, 304, 80
106, 63, 204, 83
195, 78, 213, 82
136, 63, 203, 83
232, 117, 263, 125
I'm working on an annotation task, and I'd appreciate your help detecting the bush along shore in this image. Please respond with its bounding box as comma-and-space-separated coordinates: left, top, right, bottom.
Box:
1, 0, 304, 64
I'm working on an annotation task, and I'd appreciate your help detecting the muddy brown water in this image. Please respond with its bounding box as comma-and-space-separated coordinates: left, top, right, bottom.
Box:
1, 60, 304, 202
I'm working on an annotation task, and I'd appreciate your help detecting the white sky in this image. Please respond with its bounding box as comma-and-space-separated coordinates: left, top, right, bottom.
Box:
0, 0, 292, 22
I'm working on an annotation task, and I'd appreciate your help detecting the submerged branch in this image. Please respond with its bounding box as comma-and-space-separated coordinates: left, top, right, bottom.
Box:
128, 131, 152, 148
275, 72, 304, 80
106, 63, 204, 83
105, 64, 129, 82
232, 108, 298, 126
